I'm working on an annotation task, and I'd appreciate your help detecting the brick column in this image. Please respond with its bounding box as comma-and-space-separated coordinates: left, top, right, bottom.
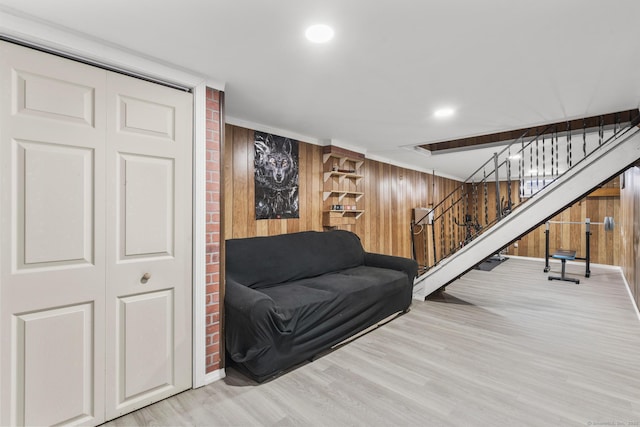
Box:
205, 87, 221, 373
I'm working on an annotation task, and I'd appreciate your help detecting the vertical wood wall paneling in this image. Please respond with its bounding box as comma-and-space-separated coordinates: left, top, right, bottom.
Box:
225, 124, 324, 238
620, 166, 640, 308
510, 176, 622, 266
225, 125, 629, 272
224, 124, 637, 306
460, 177, 622, 268
224, 125, 460, 265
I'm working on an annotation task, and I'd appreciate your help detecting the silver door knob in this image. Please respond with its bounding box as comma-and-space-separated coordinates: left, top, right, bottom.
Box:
141, 272, 151, 283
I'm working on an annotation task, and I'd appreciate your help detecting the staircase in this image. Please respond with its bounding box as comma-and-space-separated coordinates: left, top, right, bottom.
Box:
413, 117, 640, 300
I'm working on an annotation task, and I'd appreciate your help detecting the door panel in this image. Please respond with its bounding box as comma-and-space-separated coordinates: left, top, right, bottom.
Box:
15, 70, 96, 126
0, 41, 106, 426
118, 96, 176, 139
17, 303, 95, 426
19, 140, 94, 266
118, 290, 174, 401
119, 153, 174, 258
105, 72, 192, 419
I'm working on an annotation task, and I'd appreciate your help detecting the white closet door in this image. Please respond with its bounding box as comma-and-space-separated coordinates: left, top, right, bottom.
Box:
0, 41, 107, 426
104, 72, 193, 419
1, 41, 194, 425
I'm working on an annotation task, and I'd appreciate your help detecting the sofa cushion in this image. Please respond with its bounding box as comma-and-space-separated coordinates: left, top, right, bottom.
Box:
226, 230, 365, 289
259, 266, 408, 345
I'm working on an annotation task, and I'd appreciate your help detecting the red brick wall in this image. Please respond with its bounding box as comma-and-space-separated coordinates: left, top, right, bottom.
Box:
205, 87, 222, 373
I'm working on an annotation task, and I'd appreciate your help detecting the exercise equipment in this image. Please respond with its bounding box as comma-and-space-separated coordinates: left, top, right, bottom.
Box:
543, 217, 615, 279
453, 214, 482, 246
548, 249, 580, 284
411, 207, 433, 273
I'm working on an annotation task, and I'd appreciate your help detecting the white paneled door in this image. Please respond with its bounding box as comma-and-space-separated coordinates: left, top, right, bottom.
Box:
0, 40, 107, 427
104, 72, 192, 419
0, 41, 193, 426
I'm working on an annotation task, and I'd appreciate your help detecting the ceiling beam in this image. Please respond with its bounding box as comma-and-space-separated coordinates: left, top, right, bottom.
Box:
420, 109, 640, 152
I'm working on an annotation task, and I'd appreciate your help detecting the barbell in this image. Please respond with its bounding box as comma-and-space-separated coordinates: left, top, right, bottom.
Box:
547, 216, 615, 231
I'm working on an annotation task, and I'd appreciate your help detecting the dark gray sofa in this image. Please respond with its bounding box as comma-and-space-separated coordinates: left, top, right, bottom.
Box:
225, 230, 418, 382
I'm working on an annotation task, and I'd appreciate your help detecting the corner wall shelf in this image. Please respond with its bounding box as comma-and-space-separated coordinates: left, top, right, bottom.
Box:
322, 191, 365, 201
322, 152, 364, 170
323, 171, 364, 183
323, 209, 365, 220
321, 145, 366, 228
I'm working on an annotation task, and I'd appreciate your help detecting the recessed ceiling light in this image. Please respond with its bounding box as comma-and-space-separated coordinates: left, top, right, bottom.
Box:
305, 24, 334, 43
509, 154, 521, 160
434, 107, 455, 118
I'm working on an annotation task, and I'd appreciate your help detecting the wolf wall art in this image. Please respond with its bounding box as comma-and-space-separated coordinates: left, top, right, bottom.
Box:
254, 131, 299, 219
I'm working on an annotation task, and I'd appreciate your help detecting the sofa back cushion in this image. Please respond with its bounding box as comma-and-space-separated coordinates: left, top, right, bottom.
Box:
226, 230, 365, 289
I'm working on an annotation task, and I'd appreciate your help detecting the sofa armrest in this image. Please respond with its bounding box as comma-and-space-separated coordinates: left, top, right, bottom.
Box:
225, 277, 275, 318
364, 252, 419, 282
224, 278, 289, 363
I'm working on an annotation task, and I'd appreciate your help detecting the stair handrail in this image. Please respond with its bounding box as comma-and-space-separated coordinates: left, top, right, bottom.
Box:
416, 112, 640, 270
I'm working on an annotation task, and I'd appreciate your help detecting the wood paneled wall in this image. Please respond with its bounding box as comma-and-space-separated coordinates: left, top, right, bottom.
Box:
224, 124, 460, 265
225, 125, 324, 238
465, 181, 522, 229
353, 159, 459, 262
620, 166, 640, 309
224, 124, 630, 281
509, 178, 622, 266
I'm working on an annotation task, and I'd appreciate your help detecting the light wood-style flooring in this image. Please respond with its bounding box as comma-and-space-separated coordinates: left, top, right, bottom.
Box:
104, 257, 640, 426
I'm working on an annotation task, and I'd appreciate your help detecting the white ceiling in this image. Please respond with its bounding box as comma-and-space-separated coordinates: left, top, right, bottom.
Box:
2, 0, 640, 180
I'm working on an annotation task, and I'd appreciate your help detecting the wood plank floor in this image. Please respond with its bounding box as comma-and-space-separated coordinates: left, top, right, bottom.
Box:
104, 258, 640, 426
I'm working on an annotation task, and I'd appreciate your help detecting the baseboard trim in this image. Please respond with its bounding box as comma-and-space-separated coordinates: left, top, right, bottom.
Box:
619, 268, 640, 322
508, 255, 622, 271
200, 368, 226, 387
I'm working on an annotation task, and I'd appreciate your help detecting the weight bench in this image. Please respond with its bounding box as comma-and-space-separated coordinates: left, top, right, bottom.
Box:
548, 249, 580, 284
